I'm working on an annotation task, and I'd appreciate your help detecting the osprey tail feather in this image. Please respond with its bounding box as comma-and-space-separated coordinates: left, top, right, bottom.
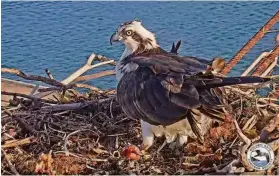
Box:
186, 76, 271, 89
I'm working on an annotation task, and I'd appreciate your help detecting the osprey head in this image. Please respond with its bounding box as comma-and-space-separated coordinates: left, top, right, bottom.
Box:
110, 19, 159, 53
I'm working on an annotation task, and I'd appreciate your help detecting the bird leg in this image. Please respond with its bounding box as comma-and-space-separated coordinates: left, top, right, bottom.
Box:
177, 135, 188, 147
169, 135, 188, 150
157, 133, 177, 153
140, 140, 153, 151
140, 120, 155, 151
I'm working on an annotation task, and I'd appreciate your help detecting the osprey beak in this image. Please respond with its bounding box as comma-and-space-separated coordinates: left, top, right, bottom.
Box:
110, 32, 120, 45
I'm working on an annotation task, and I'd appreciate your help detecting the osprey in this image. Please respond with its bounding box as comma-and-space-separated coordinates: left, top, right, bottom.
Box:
251, 149, 270, 162
110, 20, 270, 150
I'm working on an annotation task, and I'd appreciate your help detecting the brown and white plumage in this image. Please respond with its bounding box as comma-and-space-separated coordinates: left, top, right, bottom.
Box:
111, 20, 270, 150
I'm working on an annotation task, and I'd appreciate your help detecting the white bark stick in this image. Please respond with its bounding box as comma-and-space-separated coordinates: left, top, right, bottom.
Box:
61, 54, 114, 84
241, 52, 270, 76
260, 56, 278, 77
34, 53, 115, 98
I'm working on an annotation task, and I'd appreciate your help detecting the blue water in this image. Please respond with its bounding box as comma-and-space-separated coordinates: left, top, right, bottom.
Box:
253, 160, 268, 167
2, 2, 279, 89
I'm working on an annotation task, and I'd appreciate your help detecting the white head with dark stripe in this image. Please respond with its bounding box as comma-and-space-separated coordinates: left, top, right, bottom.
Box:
110, 20, 159, 57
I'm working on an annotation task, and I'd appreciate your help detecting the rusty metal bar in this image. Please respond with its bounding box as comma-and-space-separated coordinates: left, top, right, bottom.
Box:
249, 45, 279, 100
241, 52, 270, 76
252, 45, 279, 76
221, 11, 279, 75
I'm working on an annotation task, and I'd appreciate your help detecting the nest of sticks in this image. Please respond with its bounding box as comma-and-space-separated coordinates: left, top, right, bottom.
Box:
1, 53, 279, 175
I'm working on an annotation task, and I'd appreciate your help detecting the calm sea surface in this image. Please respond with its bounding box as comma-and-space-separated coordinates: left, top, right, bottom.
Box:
2, 2, 279, 89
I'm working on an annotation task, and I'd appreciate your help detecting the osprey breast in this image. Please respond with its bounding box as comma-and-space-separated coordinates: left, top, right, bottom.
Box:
116, 47, 139, 81
115, 61, 139, 81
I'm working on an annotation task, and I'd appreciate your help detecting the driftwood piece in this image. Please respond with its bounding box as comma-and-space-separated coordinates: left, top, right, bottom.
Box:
2, 59, 111, 102
75, 83, 103, 92
74, 70, 116, 83
37, 83, 102, 93
2, 68, 101, 92
61, 54, 115, 84
94, 54, 117, 66
29, 85, 40, 96
2, 136, 36, 148
41, 97, 114, 112
1, 91, 58, 104
1, 68, 64, 87
222, 10, 279, 75
34, 53, 115, 98
241, 52, 270, 76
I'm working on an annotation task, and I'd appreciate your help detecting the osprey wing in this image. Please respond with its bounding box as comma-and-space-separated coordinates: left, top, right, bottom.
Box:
117, 52, 269, 141
117, 53, 223, 127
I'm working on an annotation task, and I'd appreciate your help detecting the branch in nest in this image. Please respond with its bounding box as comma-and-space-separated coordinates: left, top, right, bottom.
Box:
234, 119, 251, 145
2, 136, 36, 148
63, 129, 100, 156
2, 62, 109, 98
34, 53, 116, 99
2, 149, 20, 175
2, 68, 64, 87
94, 55, 117, 66
74, 70, 116, 82
75, 83, 103, 93
233, 119, 254, 171
41, 97, 114, 112
2, 68, 104, 94
1, 91, 58, 104
37, 83, 103, 94
259, 113, 279, 142
4, 110, 39, 135
226, 87, 279, 109
241, 52, 270, 76
213, 159, 241, 174
61, 53, 115, 85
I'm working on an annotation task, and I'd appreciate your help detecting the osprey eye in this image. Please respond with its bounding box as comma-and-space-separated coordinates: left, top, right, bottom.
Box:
126, 30, 133, 36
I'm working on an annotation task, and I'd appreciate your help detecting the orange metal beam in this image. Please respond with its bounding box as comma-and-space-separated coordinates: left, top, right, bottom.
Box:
252, 45, 279, 76
221, 11, 279, 75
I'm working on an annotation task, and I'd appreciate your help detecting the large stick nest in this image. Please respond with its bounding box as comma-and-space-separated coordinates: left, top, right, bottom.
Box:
1, 75, 279, 175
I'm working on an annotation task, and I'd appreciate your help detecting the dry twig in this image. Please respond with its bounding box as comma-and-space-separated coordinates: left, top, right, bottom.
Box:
1, 149, 20, 175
